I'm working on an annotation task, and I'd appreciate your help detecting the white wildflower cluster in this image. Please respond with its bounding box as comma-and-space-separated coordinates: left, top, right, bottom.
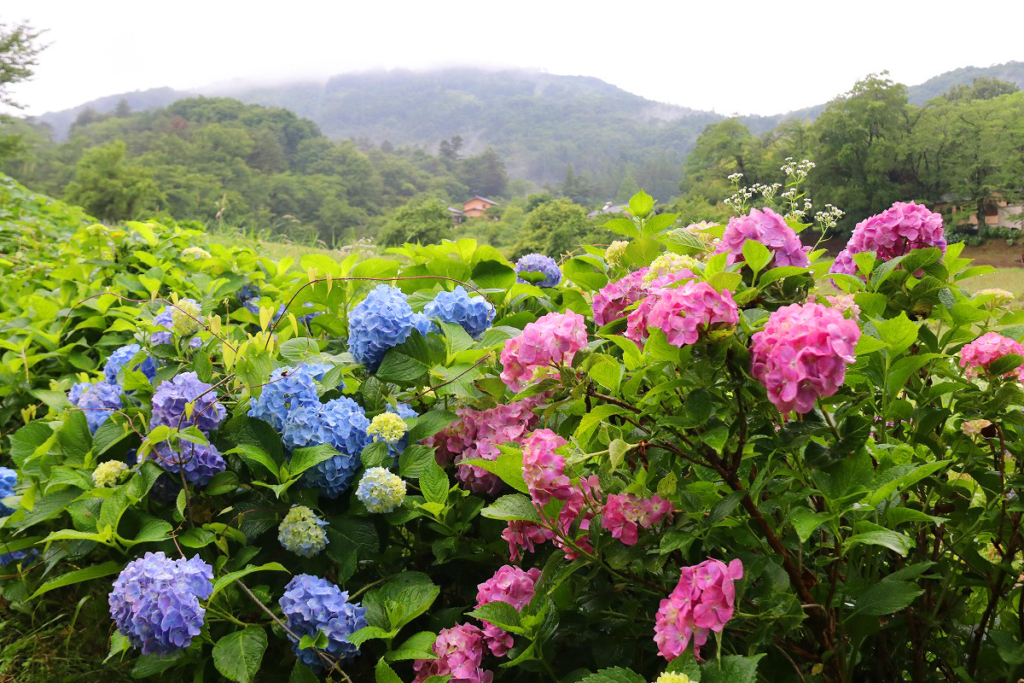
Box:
727, 172, 744, 182
814, 204, 845, 231
750, 182, 782, 201
781, 158, 816, 179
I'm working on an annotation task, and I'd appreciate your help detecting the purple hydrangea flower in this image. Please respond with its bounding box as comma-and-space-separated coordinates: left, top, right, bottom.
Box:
0, 467, 17, 515
104, 343, 158, 384
424, 286, 495, 339
515, 253, 562, 288
237, 284, 260, 308
151, 441, 226, 487
151, 372, 226, 434
283, 397, 370, 498
108, 552, 213, 655
0, 548, 37, 567
714, 207, 810, 269
347, 285, 418, 371
70, 381, 123, 433
279, 574, 367, 669
248, 364, 331, 432
829, 201, 946, 275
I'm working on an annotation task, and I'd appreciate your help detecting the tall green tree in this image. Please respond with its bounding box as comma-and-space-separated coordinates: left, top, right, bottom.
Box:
0, 22, 44, 160
376, 197, 454, 246
512, 198, 592, 258
63, 140, 163, 221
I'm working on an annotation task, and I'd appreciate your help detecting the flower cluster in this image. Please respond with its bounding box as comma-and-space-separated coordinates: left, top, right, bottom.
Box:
151, 441, 226, 486
604, 240, 628, 265
501, 521, 554, 563
959, 332, 1024, 381
237, 283, 261, 314
593, 268, 650, 326
643, 253, 701, 284
348, 285, 421, 371
424, 286, 496, 339
356, 467, 407, 513
108, 552, 213, 655
830, 201, 946, 275
522, 428, 571, 505
750, 302, 860, 414
601, 493, 673, 545
278, 506, 329, 557
248, 364, 329, 432
647, 281, 739, 347
514, 253, 562, 288
152, 304, 203, 348
151, 372, 226, 433
552, 475, 603, 561
283, 397, 370, 497
103, 343, 157, 384
430, 398, 541, 495
0, 548, 37, 567
714, 207, 810, 269
825, 293, 860, 319
475, 565, 541, 656
181, 246, 211, 261
976, 288, 1015, 307
92, 460, 129, 487
624, 271, 694, 346
963, 419, 992, 436
500, 311, 587, 391
69, 380, 123, 433
655, 674, 692, 683
413, 622, 493, 683
171, 298, 203, 336
654, 558, 744, 661
0, 467, 17, 515
279, 574, 367, 669
367, 412, 408, 444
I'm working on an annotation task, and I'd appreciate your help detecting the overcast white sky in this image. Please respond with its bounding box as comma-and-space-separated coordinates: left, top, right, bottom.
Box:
5, 0, 1024, 117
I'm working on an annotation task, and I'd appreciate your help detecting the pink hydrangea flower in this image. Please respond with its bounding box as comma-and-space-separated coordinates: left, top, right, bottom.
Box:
960, 332, 1024, 381
501, 521, 555, 562
750, 302, 860, 414
624, 272, 694, 346
553, 475, 603, 561
647, 281, 739, 347
714, 207, 810, 269
824, 294, 860, 319
602, 493, 674, 545
593, 268, 650, 327
521, 429, 571, 506
654, 558, 744, 661
500, 311, 588, 391
428, 398, 542, 495
413, 622, 493, 683
829, 201, 946, 275
475, 566, 542, 656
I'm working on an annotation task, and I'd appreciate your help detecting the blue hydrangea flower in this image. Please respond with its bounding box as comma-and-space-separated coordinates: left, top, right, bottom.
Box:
0, 548, 37, 567
108, 552, 213, 655
237, 284, 261, 308
248, 364, 330, 432
151, 441, 226, 487
356, 467, 407, 513
283, 397, 370, 498
104, 344, 158, 384
279, 574, 367, 669
151, 372, 226, 434
348, 285, 417, 371
69, 381, 123, 433
149, 474, 182, 504
424, 286, 496, 339
0, 467, 17, 516
515, 253, 562, 288
411, 312, 435, 337
278, 506, 329, 557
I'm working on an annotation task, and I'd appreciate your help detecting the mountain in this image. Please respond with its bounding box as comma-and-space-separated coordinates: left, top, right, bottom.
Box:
28, 63, 1024, 197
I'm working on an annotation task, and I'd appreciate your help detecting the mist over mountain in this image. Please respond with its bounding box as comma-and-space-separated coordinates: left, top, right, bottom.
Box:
29, 62, 1024, 196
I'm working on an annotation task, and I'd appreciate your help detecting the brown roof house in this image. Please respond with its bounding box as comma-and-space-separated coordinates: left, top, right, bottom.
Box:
463, 196, 500, 219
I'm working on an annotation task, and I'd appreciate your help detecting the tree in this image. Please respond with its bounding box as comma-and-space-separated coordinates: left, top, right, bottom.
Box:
615, 164, 640, 203
0, 22, 44, 160
945, 77, 1019, 102
679, 118, 756, 202
459, 148, 508, 197
561, 164, 596, 204
439, 135, 463, 161
376, 197, 453, 246
511, 198, 591, 258
63, 140, 163, 221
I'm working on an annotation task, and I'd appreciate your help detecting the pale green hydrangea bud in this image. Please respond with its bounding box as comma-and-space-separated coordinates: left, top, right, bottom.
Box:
356, 467, 407, 513
172, 298, 203, 336
642, 253, 701, 284
181, 247, 212, 261
277, 505, 329, 558
92, 460, 129, 488
977, 288, 1014, 308
604, 241, 629, 265
367, 412, 407, 444
654, 674, 691, 683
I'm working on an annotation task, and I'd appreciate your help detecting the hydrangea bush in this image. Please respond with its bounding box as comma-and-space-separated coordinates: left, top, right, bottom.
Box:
3, 187, 1024, 683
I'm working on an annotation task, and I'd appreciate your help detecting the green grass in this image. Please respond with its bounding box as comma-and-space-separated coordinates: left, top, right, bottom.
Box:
960, 267, 1024, 296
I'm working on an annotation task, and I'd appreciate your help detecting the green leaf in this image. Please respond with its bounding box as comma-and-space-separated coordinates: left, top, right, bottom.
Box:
852, 580, 924, 616
375, 659, 403, 683
481, 494, 540, 523
30, 561, 123, 599
791, 508, 830, 543
628, 190, 655, 218
741, 239, 772, 274
407, 410, 458, 444
701, 655, 764, 683
212, 626, 268, 683
93, 418, 131, 456
387, 631, 438, 662
662, 228, 708, 256
874, 313, 919, 356
399, 445, 438, 479
460, 446, 528, 494
132, 651, 186, 677
576, 404, 625, 447
375, 350, 430, 382
210, 563, 289, 601
624, 238, 662, 268
227, 444, 280, 481
602, 217, 640, 239
419, 461, 449, 505
467, 601, 524, 633
847, 523, 913, 556
287, 445, 338, 480
641, 212, 678, 237
289, 663, 320, 683
577, 668, 646, 683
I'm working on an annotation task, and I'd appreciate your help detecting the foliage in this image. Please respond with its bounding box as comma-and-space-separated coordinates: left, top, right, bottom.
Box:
0, 20, 45, 160
511, 197, 595, 258
377, 197, 455, 247
5, 175, 1024, 683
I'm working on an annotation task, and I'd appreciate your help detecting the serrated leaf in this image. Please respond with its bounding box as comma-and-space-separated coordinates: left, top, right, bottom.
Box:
213, 626, 268, 683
